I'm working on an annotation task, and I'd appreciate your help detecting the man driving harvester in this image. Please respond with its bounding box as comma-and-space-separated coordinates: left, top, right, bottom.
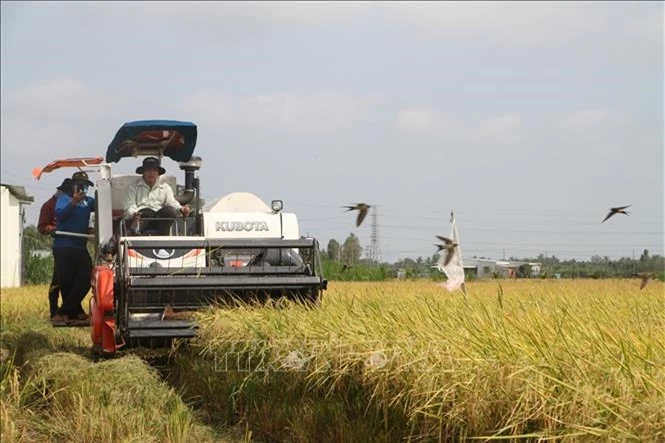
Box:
123, 156, 191, 235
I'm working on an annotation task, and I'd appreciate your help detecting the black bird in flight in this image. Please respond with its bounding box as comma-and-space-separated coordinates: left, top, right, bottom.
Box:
636, 272, 655, 290
343, 203, 371, 227
602, 205, 631, 223
434, 235, 458, 266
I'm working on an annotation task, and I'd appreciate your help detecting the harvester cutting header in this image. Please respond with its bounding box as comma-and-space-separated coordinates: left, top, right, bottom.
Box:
35, 120, 327, 356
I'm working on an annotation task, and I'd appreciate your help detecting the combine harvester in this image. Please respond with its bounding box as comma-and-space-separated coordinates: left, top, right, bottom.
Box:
34, 120, 327, 356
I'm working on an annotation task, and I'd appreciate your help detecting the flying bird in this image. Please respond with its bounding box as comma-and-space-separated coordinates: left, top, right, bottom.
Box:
636, 272, 655, 290
602, 205, 631, 223
343, 203, 371, 227
434, 235, 458, 266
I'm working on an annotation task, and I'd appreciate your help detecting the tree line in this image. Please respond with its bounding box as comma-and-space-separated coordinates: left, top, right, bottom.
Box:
321, 233, 664, 281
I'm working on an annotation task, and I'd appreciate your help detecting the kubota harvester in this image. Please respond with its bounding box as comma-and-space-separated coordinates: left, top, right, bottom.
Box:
34, 120, 327, 356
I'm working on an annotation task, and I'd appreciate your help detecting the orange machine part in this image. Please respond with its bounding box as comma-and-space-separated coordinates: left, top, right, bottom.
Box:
32, 157, 104, 181
90, 297, 102, 346
91, 266, 119, 354
90, 297, 118, 354
92, 266, 114, 311
101, 318, 117, 354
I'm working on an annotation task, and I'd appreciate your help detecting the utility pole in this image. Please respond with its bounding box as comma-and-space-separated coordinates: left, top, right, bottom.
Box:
367, 206, 381, 264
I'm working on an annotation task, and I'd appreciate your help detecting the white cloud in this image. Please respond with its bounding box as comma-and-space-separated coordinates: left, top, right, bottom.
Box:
395, 106, 440, 135
3, 77, 91, 120
54, 1, 374, 40
0, 117, 81, 161
0, 77, 189, 168
394, 106, 522, 144
379, 2, 572, 45
5, 2, 659, 54
560, 109, 629, 129
182, 89, 378, 135
148, 1, 372, 25
0, 78, 109, 166
0, 76, 128, 123
1, 77, 380, 148
478, 114, 522, 143
87, 1, 656, 48
394, 106, 632, 146
378, 2, 660, 49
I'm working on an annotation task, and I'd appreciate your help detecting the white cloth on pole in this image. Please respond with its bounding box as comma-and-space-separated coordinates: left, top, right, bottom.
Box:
437, 214, 465, 292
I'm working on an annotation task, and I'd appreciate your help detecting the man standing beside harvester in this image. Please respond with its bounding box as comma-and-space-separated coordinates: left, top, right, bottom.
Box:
37, 178, 71, 323
50, 171, 96, 326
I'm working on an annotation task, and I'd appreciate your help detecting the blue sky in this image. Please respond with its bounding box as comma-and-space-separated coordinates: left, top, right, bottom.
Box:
1, 1, 663, 262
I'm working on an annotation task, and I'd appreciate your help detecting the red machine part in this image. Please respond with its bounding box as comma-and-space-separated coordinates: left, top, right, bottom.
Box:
134, 130, 184, 150
32, 157, 105, 181
90, 266, 122, 354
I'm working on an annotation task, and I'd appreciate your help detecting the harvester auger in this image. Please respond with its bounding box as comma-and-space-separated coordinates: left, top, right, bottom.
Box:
34, 120, 328, 356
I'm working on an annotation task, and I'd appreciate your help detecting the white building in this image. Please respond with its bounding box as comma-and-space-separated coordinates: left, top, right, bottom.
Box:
1, 184, 34, 288
464, 258, 542, 279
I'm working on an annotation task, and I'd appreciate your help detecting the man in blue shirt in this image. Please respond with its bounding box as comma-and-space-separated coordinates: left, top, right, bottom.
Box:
38, 178, 72, 322
51, 171, 96, 326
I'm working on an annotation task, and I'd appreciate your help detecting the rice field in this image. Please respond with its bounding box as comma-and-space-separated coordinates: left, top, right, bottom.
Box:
2, 279, 664, 442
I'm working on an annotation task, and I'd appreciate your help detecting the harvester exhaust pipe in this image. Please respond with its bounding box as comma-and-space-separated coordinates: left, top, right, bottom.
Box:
176, 156, 202, 206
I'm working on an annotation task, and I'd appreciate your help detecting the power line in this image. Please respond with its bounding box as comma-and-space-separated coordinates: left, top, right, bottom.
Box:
286, 201, 665, 219
300, 219, 662, 235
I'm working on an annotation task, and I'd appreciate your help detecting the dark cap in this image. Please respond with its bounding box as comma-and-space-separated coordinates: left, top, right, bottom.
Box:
56, 178, 72, 192
71, 171, 94, 186
136, 156, 166, 175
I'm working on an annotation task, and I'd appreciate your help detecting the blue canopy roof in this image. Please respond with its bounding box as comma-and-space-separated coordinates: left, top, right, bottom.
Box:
105, 120, 198, 163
